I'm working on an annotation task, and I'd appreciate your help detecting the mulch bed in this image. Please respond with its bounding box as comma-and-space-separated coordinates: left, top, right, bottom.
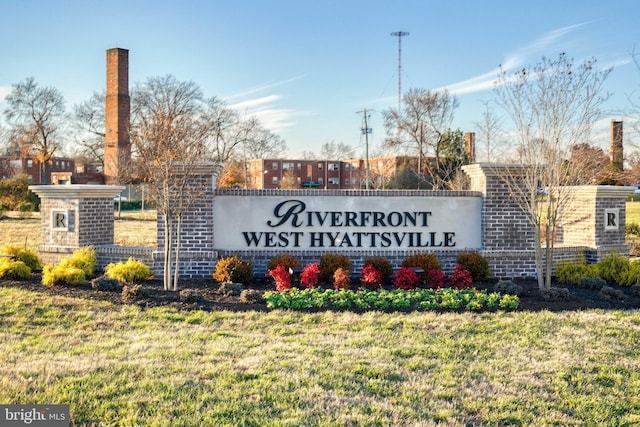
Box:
2, 274, 640, 313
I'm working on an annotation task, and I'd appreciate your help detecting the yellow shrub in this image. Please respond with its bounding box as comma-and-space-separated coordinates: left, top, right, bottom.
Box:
1, 245, 42, 271
59, 246, 96, 278
105, 258, 152, 284
42, 264, 86, 287
0, 258, 32, 280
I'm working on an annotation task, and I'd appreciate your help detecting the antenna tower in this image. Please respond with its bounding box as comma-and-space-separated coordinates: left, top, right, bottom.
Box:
390, 31, 409, 111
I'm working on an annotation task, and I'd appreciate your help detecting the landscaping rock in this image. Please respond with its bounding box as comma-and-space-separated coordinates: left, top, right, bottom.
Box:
180, 288, 204, 303
220, 282, 243, 296
599, 286, 626, 302
91, 276, 122, 292
540, 287, 571, 301
240, 289, 264, 304
494, 280, 523, 296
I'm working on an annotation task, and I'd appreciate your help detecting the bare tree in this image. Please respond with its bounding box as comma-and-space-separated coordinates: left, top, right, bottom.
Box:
569, 143, 613, 185
204, 98, 253, 163
131, 75, 214, 291
494, 53, 612, 291
319, 141, 355, 160
3, 77, 66, 184
383, 88, 460, 189
242, 117, 288, 159
72, 91, 106, 162
301, 150, 317, 160
473, 101, 506, 162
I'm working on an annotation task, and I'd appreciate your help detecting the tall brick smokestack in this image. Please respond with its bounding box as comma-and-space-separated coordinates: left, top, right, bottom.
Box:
104, 48, 131, 184
464, 132, 476, 163
610, 120, 623, 173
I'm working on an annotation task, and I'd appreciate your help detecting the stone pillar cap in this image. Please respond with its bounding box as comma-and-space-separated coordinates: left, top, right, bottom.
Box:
29, 184, 125, 199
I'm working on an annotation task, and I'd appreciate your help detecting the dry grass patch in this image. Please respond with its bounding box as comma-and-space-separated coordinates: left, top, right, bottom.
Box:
0, 212, 157, 248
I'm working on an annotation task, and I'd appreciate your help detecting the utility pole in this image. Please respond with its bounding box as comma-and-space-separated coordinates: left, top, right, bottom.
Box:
391, 31, 409, 111
357, 109, 373, 189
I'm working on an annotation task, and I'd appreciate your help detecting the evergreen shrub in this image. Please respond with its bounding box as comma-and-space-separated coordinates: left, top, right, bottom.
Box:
555, 259, 599, 286
596, 251, 629, 284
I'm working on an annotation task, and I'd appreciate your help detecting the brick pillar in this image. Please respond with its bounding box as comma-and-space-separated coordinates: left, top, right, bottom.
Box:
104, 48, 131, 185
155, 163, 220, 278
558, 185, 633, 259
28, 185, 124, 265
462, 164, 538, 277
462, 164, 536, 250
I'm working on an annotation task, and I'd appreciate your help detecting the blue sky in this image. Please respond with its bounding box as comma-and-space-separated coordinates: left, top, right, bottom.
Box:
0, 0, 638, 158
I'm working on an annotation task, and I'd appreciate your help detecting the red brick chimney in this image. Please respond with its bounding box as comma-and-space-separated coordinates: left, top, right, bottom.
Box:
610, 120, 623, 172
104, 48, 131, 184
464, 132, 476, 163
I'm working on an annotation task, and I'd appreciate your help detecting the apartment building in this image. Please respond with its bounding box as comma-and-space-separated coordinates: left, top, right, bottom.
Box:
0, 156, 75, 185
244, 156, 419, 189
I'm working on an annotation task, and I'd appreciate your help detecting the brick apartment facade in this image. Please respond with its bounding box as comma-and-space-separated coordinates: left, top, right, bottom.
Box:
245, 156, 419, 189
0, 155, 75, 185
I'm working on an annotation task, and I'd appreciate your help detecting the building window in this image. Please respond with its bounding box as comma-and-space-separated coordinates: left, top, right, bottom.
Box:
272, 176, 278, 185
318, 162, 323, 170
297, 163, 302, 170
272, 162, 278, 170
27, 159, 33, 167
328, 177, 340, 185
318, 177, 324, 185
283, 162, 294, 170
328, 163, 339, 171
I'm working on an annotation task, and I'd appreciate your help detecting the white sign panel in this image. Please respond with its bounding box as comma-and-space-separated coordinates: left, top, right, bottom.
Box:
213, 195, 482, 251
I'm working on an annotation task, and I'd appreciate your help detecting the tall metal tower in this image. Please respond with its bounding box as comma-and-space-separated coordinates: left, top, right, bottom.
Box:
390, 31, 409, 111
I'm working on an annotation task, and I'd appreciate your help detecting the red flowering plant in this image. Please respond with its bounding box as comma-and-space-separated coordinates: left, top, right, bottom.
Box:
267, 265, 292, 292
333, 267, 351, 290
426, 269, 445, 289
394, 267, 420, 290
360, 264, 384, 290
300, 263, 320, 289
449, 265, 473, 289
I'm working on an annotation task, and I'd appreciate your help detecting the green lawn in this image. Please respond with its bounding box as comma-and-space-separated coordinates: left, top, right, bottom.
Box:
1, 286, 639, 426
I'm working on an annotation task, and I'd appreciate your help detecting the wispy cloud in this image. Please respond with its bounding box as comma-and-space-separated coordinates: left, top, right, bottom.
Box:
439, 22, 593, 95
225, 76, 305, 132
229, 95, 282, 111
223, 75, 306, 101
